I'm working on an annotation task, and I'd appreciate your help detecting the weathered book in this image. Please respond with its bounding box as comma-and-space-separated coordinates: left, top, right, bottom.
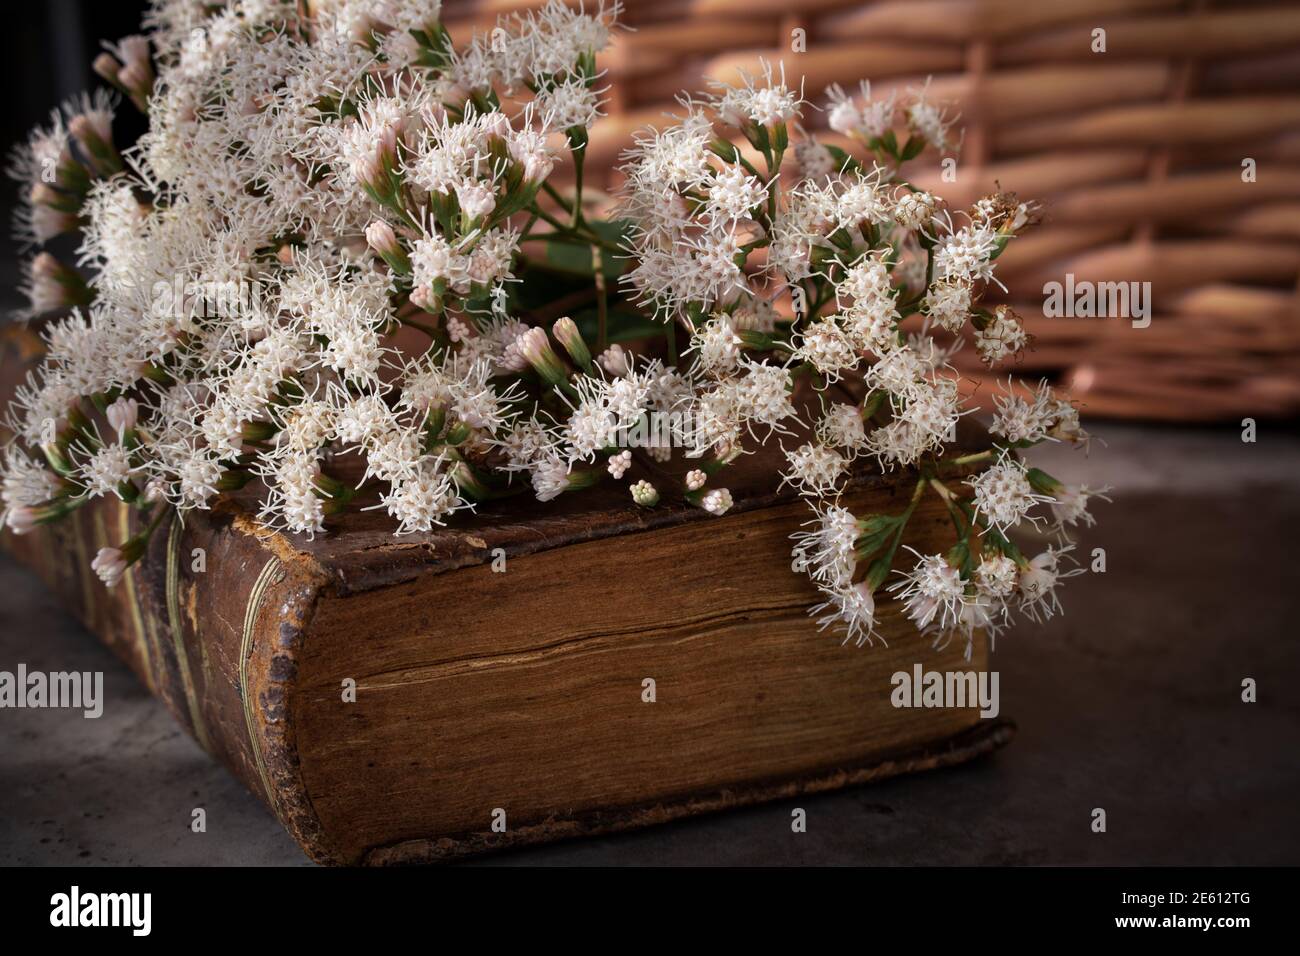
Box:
1, 328, 1012, 865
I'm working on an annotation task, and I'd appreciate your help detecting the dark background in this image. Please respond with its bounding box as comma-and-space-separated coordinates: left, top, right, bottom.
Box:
3, 1, 149, 299
5, 1, 148, 150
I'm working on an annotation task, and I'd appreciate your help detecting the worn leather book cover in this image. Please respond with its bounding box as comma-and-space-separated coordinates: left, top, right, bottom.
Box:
1, 328, 1012, 865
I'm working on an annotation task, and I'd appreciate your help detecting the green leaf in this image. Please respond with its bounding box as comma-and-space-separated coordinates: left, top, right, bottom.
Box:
899, 135, 926, 161
880, 129, 899, 159
1025, 467, 1063, 495
510, 263, 587, 311
772, 122, 789, 153
571, 307, 659, 345
531, 218, 630, 279
533, 239, 618, 278
823, 144, 860, 174
588, 217, 632, 249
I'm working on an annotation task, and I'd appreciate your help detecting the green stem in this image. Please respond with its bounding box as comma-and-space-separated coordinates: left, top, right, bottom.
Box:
541, 181, 574, 215
399, 315, 441, 339
529, 203, 574, 234
739, 158, 762, 179
595, 252, 609, 352
929, 478, 970, 540
525, 205, 622, 254
944, 449, 995, 468
570, 143, 586, 229
886, 477, 927, 558
864, 477, 927, 591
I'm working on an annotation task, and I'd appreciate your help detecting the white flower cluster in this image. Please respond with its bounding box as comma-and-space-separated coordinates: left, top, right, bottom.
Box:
2, 0, 1102, 656
2, 0, 619, 580
614, 62, 1100, 650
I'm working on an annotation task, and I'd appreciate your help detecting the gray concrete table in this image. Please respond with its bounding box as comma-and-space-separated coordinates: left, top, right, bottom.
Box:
2, 424, 1297, 865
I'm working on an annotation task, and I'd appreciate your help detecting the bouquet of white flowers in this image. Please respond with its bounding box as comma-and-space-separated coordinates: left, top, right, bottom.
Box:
3, 0, 1104, 656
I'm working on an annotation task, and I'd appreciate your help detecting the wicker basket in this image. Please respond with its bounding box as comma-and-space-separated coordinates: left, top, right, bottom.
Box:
443, 0, 1300, 421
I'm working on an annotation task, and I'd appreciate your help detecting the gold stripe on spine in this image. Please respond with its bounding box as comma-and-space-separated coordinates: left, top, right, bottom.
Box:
240, 557, 285, 816
116, 501, 158, 694
72, 510, 97, 627
165, 515, 211, 752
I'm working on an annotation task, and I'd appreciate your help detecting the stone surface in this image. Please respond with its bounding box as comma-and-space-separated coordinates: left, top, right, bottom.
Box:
1, 423, 1297, 865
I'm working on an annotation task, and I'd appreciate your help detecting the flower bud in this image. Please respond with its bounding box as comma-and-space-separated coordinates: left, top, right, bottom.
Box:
91, 546, 127, 586
893, 190, 936, 230
709, 138, 741, 162
143, 477, 168, 503
481, 111, 511, 141
106, 397, 139, 438
829, 99, 863, 136
31, 182, 78, 215
118, 61, 155, 107
91, 535, 146, 587
551, 316, 591, 371
445, 316, 470, 343
701, 487, 733, 516
508, 132, 555, 183
92, 53, 122, 85
68, 114, 121, 176
515, 327, 567, 386
408, 281, 445, 316
24, 253, 90, 314
597, 343, 628, 376
630, 479, 659, 507
5, 506, 37, 535
365, 220, 411, 274
351, 102, 407, 204
606, 450, 632, 479
455, 180, 496, 227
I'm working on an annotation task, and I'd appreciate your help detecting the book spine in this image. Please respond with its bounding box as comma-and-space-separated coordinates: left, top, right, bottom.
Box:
3, 499, 332, 863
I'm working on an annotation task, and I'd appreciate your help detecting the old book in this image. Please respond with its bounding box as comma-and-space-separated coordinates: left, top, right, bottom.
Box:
1, 328, 1012, 865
